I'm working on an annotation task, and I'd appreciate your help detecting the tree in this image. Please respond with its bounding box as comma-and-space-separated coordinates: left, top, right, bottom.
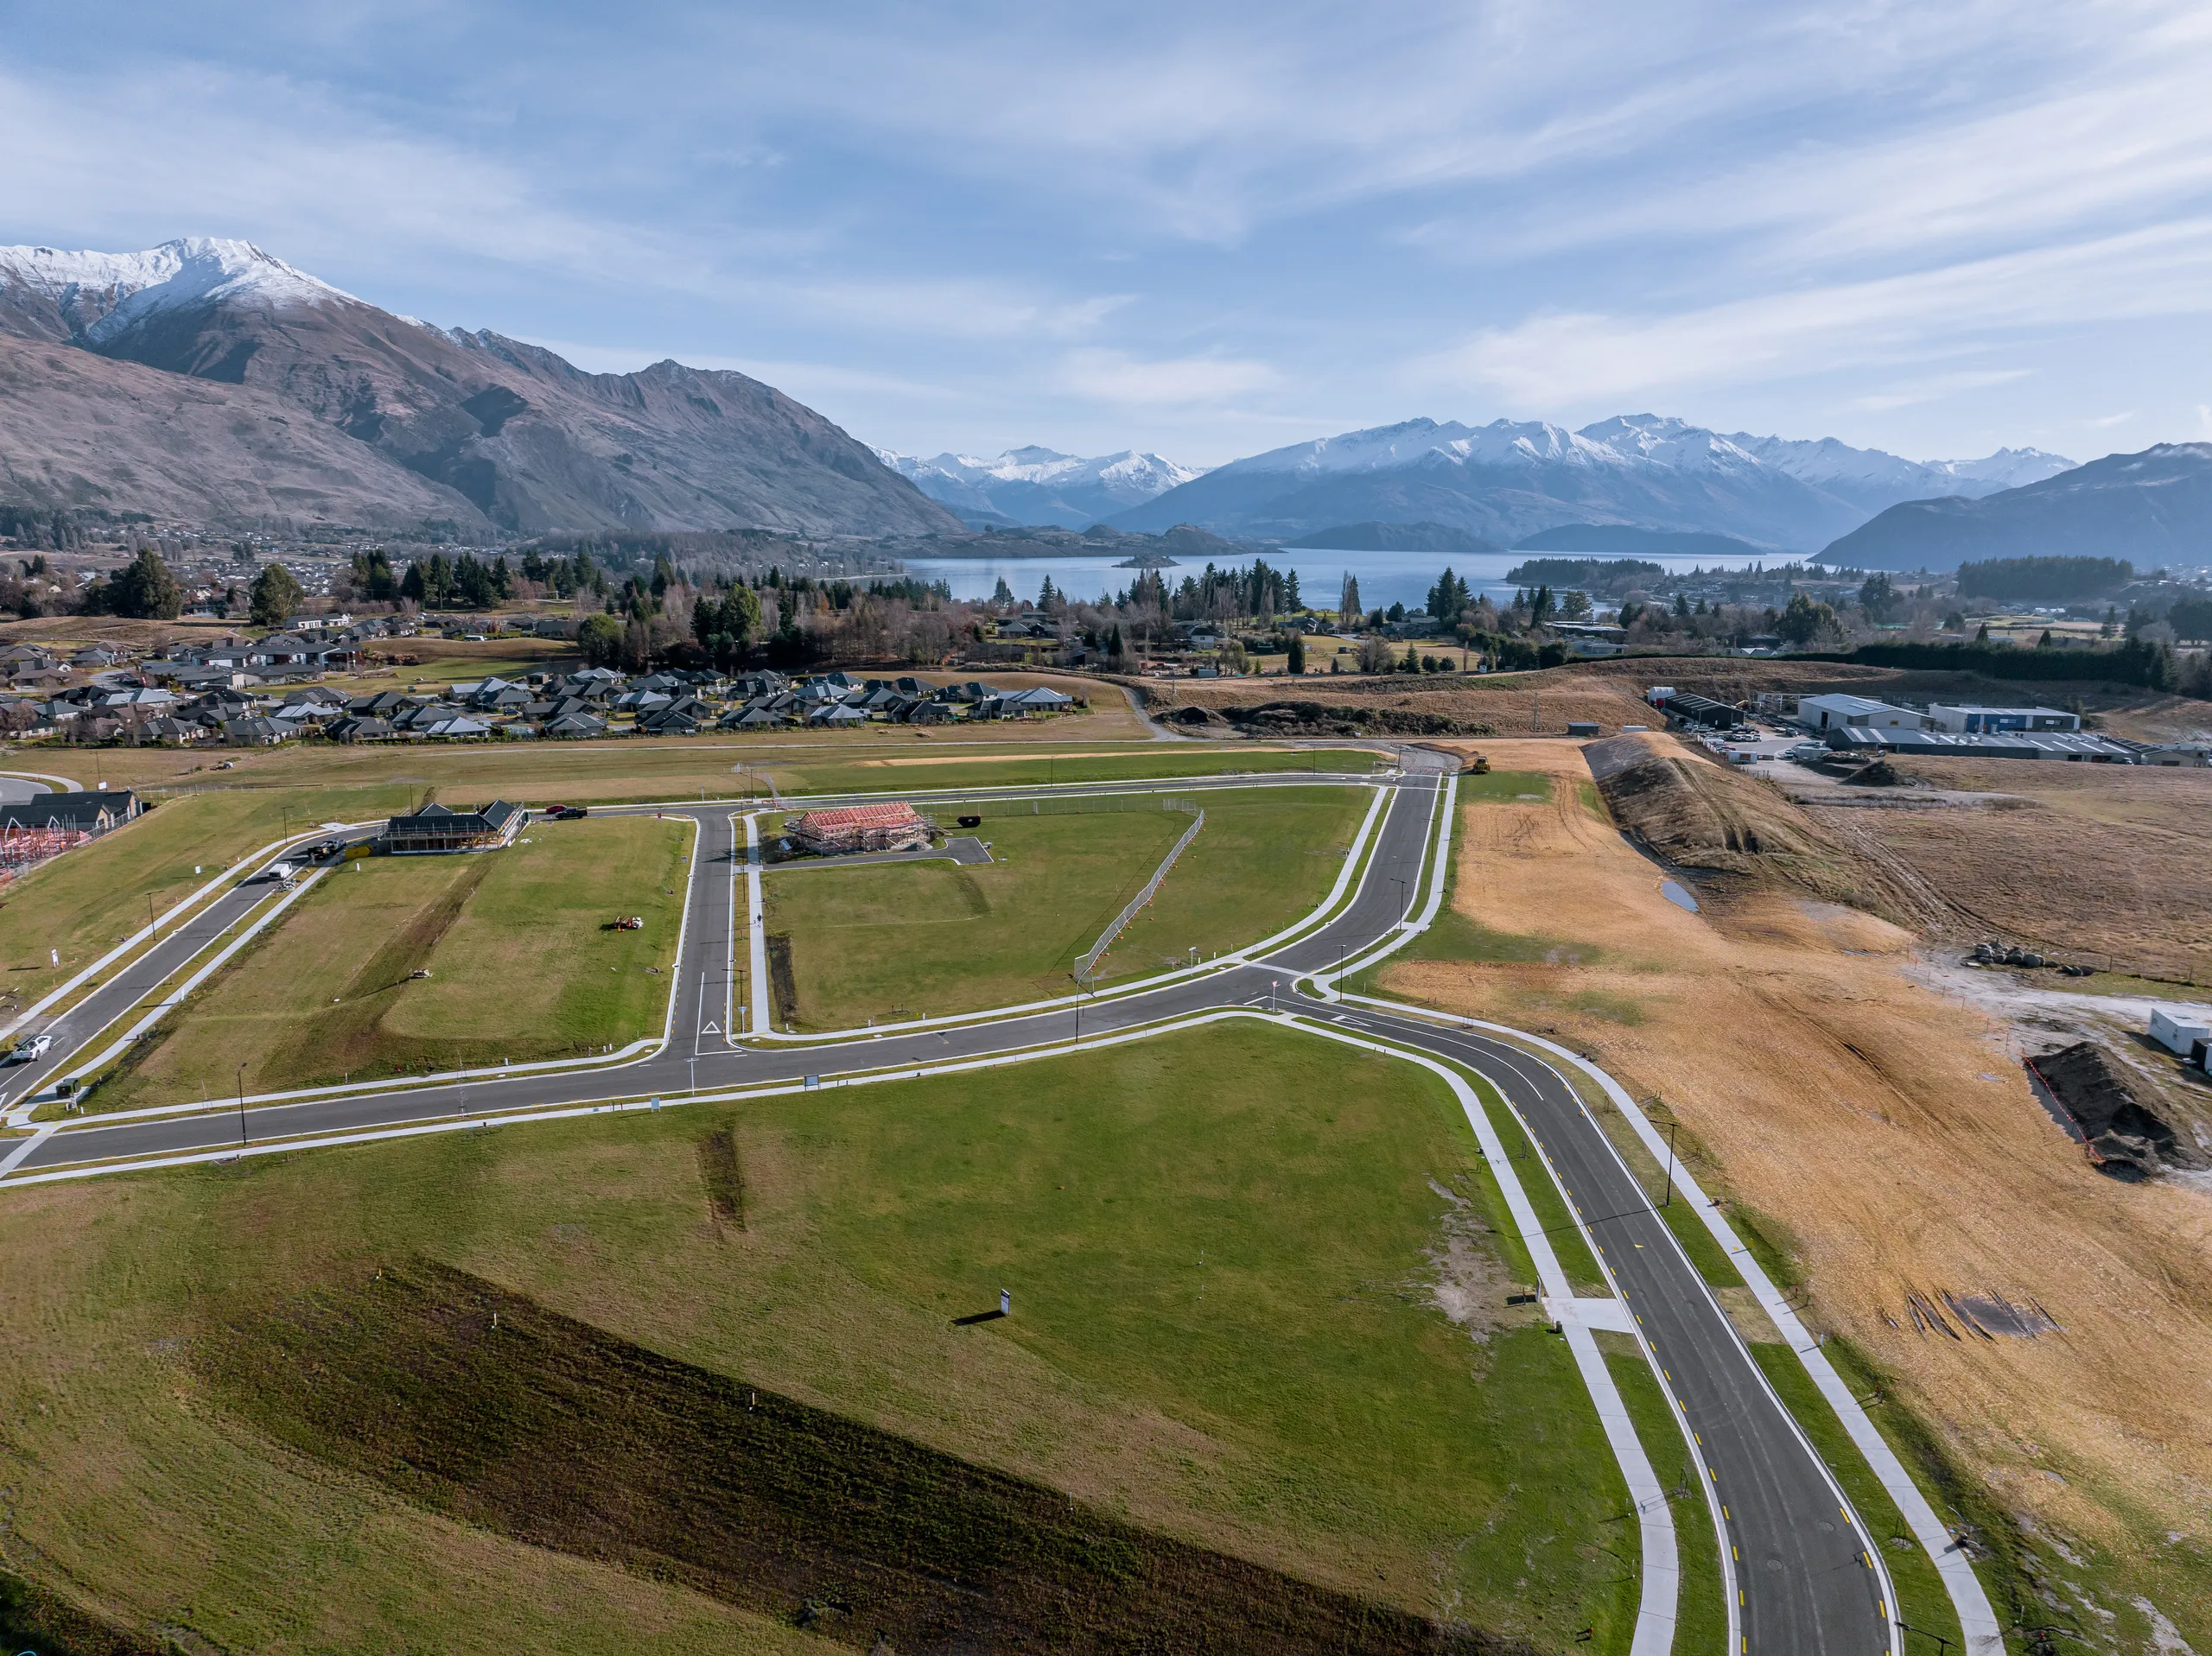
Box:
1357, 634, 1395, 673
399, 562, 428, 604
576, 612, 624, 666
1426, 568, 1470, 623
1777, 592, 1839, 647
1287, 635, 1306, 674
1561, 589, 1592, 620
1338, 572, 1361, 624
1858, 572, 1897, 622
250, 562, 305, 628
1974, 621, 1990, 643
105, 548, 183, 619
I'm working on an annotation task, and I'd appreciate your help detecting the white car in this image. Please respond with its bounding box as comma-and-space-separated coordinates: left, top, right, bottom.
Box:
9, 1033, 53, 1063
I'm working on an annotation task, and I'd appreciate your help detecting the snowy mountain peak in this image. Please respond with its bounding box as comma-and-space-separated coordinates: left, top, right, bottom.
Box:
872, 444, 1205, 527
0, 237, 353, 345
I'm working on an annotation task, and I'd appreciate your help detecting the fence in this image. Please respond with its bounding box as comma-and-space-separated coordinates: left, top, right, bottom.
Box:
1072, 803, 1205, 983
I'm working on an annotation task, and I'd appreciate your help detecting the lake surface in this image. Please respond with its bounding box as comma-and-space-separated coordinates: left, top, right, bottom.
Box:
900, 547, 1728, 611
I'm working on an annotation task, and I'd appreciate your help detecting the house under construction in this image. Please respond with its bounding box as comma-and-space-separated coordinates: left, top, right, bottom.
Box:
785, 801, 931, 856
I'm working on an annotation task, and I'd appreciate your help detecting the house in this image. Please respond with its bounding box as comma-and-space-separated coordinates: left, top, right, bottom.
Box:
809, 702, 868, 726
381, 799, 525, 854
325, 715, 397, 743
785, 801, 931, 855
542, 712, 608, 738
1796, 694, 1928, 733
417, 715, 493, 740
1923, 703, 2082, 734
1002, 686, 1073, 714
222, 717, 292, 746
0, 790, 141, 834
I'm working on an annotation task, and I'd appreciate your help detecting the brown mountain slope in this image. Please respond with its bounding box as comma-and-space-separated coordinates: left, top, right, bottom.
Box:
0, 238, 961, 536
0, 333, 469, 527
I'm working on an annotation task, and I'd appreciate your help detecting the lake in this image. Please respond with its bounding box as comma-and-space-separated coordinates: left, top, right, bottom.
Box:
899, 546, 1731, 612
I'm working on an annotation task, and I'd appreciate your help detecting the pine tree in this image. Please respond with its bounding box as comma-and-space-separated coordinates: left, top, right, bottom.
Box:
1338, 572, 1361, 623
249, 563, 305, 628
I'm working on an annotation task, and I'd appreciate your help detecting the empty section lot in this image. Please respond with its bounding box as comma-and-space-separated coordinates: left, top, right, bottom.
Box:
760, 786, 1370, 1029
86, 815, 689, 1108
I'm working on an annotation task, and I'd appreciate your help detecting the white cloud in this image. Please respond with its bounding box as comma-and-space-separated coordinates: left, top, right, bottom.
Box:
2090, 410, 2138, 428
1424, 219, 2212, 407
1057, 349, 1281, 407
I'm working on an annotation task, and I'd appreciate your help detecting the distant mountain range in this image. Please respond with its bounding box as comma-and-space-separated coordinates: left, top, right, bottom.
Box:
1104, 416, 2073, 552
0, 238, 959, 536
1816, 444, 2212, 572
874, 445, 1205, 528
1281, 520, 1501, 554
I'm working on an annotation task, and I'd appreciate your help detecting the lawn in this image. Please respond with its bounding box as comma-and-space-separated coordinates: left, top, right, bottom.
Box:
46, 734, 1366, 810
0, 1022, 1643, 1653
762, 785, 1370, 1029
85, 815, 690, 1109
0, 786, 416, 1008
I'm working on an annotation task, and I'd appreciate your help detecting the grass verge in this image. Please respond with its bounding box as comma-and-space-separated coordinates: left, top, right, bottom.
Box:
1601, 1346, 1726, 1656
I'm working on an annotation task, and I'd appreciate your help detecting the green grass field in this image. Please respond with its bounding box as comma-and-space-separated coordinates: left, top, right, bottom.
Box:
85, 815, 690, 1109
0, 1021, 1643, 1653
0, 787, 417, 1008
762, 786, 1368, 1028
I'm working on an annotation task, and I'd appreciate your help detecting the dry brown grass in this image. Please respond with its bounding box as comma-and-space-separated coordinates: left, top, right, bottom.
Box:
1382, 738, 2212, 1633
1796, 758, 2212, 982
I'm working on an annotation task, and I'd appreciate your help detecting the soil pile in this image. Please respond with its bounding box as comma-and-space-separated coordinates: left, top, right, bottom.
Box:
1584, 736, 1910, 919
2029, 1042, 2209, 1181
200, 1262, 1530, 1656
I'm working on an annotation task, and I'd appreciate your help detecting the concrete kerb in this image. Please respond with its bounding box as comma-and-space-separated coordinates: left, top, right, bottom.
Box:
0, 998, 1681, 1654
1333, 998, 2002, 1656
734, 778, 1396, 1045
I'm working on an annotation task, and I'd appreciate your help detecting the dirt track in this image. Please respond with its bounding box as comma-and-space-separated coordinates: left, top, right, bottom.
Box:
1387, 738, 2212, 1634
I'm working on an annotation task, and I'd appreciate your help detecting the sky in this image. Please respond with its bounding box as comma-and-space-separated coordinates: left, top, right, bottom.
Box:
3, 0, 2210, 468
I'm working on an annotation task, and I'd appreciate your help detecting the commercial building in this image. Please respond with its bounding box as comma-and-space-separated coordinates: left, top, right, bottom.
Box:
1796, 694, 1929, 733
380, 800, 526, 854
1924, 703, 2081, 734
1646, 688, 1739, 729
785, 801, 931, 856
1820, 726, 2137, 762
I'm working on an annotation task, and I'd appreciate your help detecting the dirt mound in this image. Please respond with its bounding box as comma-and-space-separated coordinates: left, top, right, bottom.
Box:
1584, 737, 1914, 919
2028, 1042, 2208, 1181
1843, 759, 1903, 787
200, 1262, 1529, 1655
1218, 699, 1494, 737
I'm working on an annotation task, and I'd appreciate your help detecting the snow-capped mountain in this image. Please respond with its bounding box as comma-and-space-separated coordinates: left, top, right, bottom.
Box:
0, 237, 957, 536
874, 444, 1206, 527
0, 238, 350, 347
1109, 414, 2076, 552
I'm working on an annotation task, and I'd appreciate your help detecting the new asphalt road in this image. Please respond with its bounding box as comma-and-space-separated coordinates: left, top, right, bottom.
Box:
5, 760, 1896, 1653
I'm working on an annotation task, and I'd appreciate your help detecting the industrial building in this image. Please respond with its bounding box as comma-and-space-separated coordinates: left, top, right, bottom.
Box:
1796, 694, 1928, 733
1924, 703, 2082, 734
1645, 688, 1739, 729
785, 801, 931, 856
1820, 726, 2137, 761
380, 800, 527, 854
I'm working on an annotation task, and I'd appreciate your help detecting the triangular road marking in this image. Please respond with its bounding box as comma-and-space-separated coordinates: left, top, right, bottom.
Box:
701, 1020, 722, 1035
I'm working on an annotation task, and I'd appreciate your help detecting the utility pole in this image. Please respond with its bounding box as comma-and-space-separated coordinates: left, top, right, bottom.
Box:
148, 892, 158, 944
1662, 1120, 1677, 1208
1393, 877, 1408, 923
236, 1062, 248, 1148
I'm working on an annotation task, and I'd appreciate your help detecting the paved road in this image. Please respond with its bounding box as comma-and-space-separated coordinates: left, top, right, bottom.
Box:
3, 761, 1894, 1654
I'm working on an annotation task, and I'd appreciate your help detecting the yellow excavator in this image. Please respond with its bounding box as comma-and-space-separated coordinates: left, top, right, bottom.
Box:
1465, 752, 1491, 774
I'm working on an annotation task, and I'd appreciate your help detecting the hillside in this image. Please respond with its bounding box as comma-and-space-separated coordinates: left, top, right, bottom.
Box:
1281, 520, 1501, 554
0, 238, 961, 537
1817, 444, 2212, 571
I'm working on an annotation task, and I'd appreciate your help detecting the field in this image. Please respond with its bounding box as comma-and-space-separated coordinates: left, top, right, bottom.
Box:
763, 786, 1370, 1029
26, 733, 1364, 812
0, 785, 417, 1008
85, 815, 690, 1108
1795, 755, 2212, 982
0, 1022, 1640, 1652
1377, 738, 2212, 1647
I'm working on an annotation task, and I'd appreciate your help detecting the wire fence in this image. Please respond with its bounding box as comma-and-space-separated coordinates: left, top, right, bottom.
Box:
1072, 803, 1205, 983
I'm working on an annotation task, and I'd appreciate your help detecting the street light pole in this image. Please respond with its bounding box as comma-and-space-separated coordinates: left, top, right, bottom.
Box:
1662, 1121, 1677, 1209
1393, 877, 1408, 924
236, 1062, 248, 1147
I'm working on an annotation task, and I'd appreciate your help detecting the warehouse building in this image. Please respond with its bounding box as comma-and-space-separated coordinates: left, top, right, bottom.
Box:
1924, 703, 2081, 733
1796, 694, 1929, 733
1821, 726, 2137, 761
785, 801, 931, 856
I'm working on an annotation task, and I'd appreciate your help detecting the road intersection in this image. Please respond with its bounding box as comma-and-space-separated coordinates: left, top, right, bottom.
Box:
0, 754, 1998, 1653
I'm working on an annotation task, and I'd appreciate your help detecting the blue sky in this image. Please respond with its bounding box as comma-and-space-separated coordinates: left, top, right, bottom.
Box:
3, 0, 2209, 466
